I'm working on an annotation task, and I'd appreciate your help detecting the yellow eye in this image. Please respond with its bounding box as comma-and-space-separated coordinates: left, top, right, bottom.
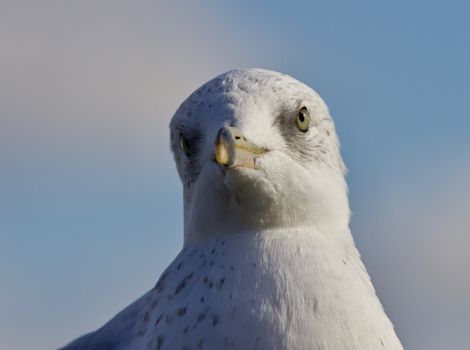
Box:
295, 106, 310, 132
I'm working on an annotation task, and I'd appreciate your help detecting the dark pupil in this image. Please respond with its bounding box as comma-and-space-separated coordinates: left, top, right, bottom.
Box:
181, 134, 190, 152
299, 112, 305, 123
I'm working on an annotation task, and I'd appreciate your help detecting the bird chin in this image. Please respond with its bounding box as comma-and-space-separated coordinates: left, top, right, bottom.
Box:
220, 153, 275, 196
223, 163, 261, 180
221, 165, 279, 223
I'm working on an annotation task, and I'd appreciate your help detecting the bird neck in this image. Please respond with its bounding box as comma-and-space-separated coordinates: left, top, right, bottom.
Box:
183, 170, 350, 244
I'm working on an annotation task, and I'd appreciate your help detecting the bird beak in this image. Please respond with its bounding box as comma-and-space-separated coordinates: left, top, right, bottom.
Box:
214, 126, 268, 169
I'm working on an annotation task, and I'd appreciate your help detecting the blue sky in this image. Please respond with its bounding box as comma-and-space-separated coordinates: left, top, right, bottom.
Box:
1, 1, 469, 349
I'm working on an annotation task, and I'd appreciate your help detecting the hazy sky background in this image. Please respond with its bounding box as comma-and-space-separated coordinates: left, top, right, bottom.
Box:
1, 1, 469, 349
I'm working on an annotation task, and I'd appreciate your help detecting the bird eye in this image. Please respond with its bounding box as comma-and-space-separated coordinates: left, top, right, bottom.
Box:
295, 106, 310, 132
180, 133, 192, 157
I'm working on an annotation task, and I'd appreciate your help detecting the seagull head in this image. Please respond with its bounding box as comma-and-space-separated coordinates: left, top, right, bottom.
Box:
170, 69, 349, 242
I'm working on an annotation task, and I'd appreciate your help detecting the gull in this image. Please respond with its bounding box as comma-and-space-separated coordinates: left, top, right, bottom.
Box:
60, 68, 403, 350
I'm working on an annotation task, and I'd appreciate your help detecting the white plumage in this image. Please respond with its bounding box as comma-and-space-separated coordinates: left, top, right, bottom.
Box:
60, 69, 403, 350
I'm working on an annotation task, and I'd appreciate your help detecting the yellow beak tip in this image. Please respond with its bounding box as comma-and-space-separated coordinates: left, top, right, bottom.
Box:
215, 144, 230, 165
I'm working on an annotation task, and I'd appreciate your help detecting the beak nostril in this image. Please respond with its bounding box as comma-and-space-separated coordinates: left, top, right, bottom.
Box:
235, 136, 241, 140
